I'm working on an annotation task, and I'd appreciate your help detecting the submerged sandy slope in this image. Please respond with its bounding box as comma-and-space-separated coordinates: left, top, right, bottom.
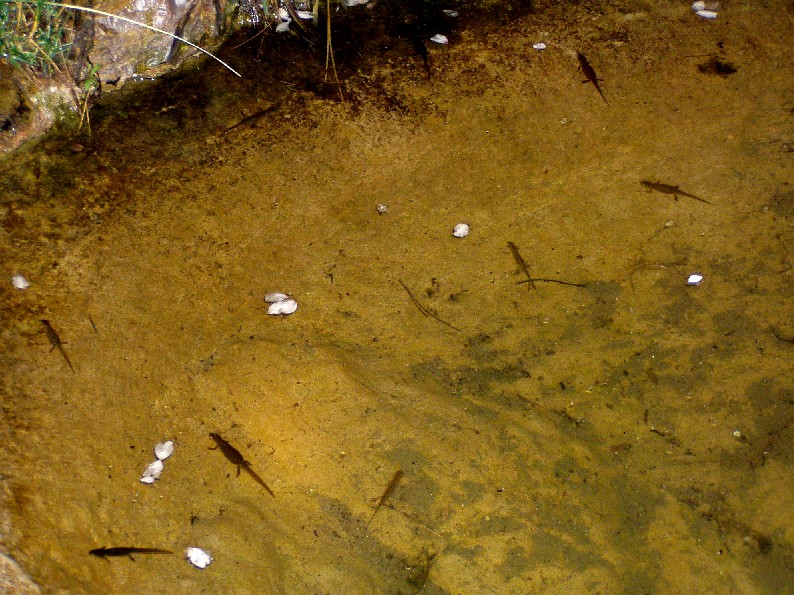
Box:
1, 1, 793, 592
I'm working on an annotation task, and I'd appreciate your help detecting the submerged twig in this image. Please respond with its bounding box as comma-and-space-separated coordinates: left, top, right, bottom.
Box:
399, 280, 463, 333
517, 278, 586, 287
324, 0, 343, 101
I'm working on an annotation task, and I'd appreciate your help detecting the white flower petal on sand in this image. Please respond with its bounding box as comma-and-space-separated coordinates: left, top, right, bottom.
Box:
686, 274, 704, 286
154, 441, 174, 461
453, 223, 469, 238
267, 298, 298, 316
265, 292, 290, 303
140, 459, 164, 483
12, 274, 30, 290
185, 547, 213, 569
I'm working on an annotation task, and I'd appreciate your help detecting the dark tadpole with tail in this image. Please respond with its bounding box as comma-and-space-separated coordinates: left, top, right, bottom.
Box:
41, 319, 75, 373
209, 432, 275, 497
577, 52, 609, 105
89, 547, 173, 560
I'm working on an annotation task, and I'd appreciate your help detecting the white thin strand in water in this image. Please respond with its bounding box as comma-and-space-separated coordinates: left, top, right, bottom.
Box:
45, 2, 242, 77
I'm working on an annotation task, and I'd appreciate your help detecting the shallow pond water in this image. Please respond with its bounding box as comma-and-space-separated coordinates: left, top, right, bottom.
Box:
1, 0, 793, 592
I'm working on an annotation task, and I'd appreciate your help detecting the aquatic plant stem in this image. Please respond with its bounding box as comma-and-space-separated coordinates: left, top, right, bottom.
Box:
44, 2, 242, 77
324, 0, 342, 100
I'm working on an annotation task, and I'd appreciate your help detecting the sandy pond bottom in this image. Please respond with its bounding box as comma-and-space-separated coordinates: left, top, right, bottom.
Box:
1, 1, 793, 592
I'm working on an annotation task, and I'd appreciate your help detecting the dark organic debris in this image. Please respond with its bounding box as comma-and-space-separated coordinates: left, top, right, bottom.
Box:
697, 57, 738, 78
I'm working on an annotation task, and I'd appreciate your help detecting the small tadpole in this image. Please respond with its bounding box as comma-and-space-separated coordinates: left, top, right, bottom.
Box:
507, 241, 538, 293
367, 469, 403, 530
89, 546, 173, 560
41, 319, 75, 373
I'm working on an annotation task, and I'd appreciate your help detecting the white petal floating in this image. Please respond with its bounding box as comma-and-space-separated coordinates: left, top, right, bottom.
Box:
185, 547, 213, 569
452, 223, 469, 238
267, 298, 298, 316
686, 273, 704, 286
140, 459, 164, 484
154, 441, 174, 461
11, 274, 30, 290
265, 292, 290, 303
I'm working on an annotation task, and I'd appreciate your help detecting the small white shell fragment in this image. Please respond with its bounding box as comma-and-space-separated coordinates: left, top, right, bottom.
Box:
295, 10, 314, 19
686, 273, 704, 286
695, 9, 718, 18
376, 204, 388, 214
11, 274, 30, 290
691, 0, 705, 10
154, 440, 174, 461
532, 42, 547, 51
140, 459, 164, 483
265, 292, 290, 303
267, 298, 298, 316
429, 34, 449, 44
452, 223, 470, 238
276, 21, 290, 33
185, 547, 213, 569
277, 7, 289, 20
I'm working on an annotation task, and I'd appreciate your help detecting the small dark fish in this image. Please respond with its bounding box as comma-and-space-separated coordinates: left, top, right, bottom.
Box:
367, 469, 403, 529
209, 432, 275, 497
641, 180, 714, 205
89, 546, 173, 560
41, 320, 75, 373
577, 52, 609, 105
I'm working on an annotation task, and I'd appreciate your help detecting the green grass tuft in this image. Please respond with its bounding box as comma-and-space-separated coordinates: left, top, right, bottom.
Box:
0, 0, 73, 73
